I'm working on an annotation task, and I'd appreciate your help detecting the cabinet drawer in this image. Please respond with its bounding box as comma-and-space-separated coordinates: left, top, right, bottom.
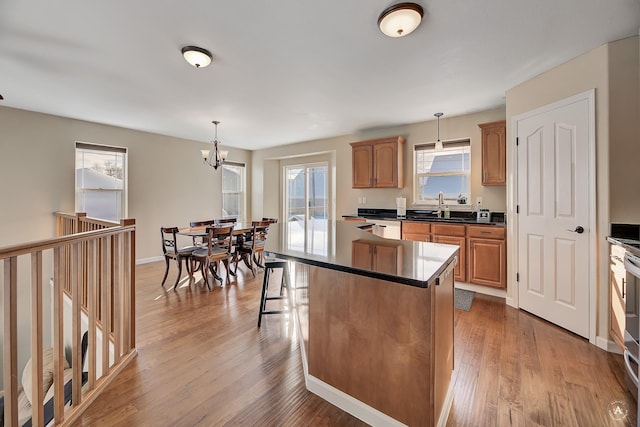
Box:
432, 223, 466, 237
402, 221, 431, 234
467, 225, 505, 240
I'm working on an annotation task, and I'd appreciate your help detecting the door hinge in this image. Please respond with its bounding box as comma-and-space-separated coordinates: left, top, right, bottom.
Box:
516, 273, 520, 282
516, 137, 519, 146
516, 205, 520, 214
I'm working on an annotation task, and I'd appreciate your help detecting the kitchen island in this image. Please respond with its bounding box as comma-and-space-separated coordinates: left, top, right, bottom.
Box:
264, 220, 458, 427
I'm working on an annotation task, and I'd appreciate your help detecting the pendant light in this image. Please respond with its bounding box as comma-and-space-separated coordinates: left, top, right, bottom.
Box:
434, 112, 443, 149
201, 121, 228, 170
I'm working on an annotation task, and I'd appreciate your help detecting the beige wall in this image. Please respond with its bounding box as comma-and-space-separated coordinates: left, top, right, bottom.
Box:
0, 106, 252, 260
252, 108, 507, 221
609, 36, 640, 223
0, 106, 252, 376
505, 36, 640, 343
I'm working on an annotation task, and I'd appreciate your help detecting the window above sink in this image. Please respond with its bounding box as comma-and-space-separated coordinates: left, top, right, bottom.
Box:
413, 138, 470, 206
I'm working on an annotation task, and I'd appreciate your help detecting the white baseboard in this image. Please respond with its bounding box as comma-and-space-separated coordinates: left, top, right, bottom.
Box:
306, 375, 407, 427
596, 335, 623, 354
295, 303, 451, 427
437, 375, 455, 427
455, 281, 507, 299
136, 256, 163, 265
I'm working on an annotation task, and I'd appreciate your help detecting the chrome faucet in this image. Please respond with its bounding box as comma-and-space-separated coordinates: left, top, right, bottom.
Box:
437, 192, 444, 218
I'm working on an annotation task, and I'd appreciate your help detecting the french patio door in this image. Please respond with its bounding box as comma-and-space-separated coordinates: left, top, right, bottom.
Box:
284, 163, 328, 252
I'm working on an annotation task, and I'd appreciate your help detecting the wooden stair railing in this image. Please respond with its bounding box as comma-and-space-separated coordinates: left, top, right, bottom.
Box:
1, 214, 136, 427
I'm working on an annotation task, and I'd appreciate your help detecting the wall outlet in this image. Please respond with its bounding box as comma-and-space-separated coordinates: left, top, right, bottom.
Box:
476, 196, 482, 206
362, 196, 367, 204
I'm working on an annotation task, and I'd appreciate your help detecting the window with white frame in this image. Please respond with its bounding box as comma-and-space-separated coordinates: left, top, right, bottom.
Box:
75, 142, 127, 221
414, 139, 470, 205
222, 162, 245, 220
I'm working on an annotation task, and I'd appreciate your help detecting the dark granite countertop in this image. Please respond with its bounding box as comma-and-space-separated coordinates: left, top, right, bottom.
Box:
343, 208, 506, 226
264, 220, 459, 288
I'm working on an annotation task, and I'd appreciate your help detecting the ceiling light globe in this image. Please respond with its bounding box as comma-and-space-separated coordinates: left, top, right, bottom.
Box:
181, 46, 212, 68
378, 3, 424, 38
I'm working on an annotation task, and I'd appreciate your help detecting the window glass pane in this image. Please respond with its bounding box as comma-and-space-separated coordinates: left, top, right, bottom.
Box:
76, 145, 126, 221
414, 141, 470, 204
308, 166, 327, 219
222, 193, 239, 218
222, 163, 245, 219
287, 168, 306, 220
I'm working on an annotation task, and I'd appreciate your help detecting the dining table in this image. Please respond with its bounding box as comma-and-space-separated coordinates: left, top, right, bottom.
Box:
177, 222, 261, 276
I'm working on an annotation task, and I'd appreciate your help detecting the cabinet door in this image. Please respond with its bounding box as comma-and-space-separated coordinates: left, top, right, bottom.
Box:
403, 233, 431, 242
352, 144, 373, 188
479, 121, 506, 185
468, 237, 506, 288
373, 141, 398, 188
351, 240, 373, 270
433, 235, 466, 282
374, 244, 399, 275
402, 221, 431, 242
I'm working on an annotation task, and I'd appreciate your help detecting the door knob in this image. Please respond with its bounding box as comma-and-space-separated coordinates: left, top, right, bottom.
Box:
567, 226, 584, 234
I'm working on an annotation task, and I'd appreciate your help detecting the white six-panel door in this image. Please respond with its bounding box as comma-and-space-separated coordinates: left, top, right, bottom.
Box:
516, 93, 593, 338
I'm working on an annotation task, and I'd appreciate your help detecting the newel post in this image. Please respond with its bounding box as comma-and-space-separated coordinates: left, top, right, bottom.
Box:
76, 212, 87, 234
120, 218, 136, 349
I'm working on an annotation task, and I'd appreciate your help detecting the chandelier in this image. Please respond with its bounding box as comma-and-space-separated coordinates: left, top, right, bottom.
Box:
201, 120, 228, 170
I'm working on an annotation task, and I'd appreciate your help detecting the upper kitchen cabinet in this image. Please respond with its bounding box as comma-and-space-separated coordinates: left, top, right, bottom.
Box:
478, 120, 506, 186
351, 136, 405, 188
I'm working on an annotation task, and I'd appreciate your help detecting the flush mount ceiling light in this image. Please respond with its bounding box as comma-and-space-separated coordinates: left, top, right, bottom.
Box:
181, 46, 212, 68
201, 120, 228, 170
378, 3, 424, 37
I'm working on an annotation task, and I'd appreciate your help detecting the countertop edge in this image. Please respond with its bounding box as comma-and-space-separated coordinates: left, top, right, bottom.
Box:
607, 236, 640, 257
343, 215, 506, 227
265, 248, 459, 288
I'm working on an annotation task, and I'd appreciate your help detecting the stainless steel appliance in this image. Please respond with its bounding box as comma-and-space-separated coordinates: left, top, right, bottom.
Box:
623, 250, 640, 401
477, 208, 491, 223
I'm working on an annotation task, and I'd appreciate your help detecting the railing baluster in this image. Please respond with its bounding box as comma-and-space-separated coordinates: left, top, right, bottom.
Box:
101, 236, 111, 377
87, 239, 97, 389
53, 247, 65, 423
113, 233, 122, 363
30, 251, 44, 427
72, 242, 83, 406
4, 257, 18, 427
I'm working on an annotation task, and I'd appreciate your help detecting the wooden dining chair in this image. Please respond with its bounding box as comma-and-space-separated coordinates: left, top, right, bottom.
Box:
215, 218, 237, 224
160, 227, 197, 289
234, 221, 270, 277
189, 220, 216, 246
191, 225, 234, 290
261, 218, 278, 224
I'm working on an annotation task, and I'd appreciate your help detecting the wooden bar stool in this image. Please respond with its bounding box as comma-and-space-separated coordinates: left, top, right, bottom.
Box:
258, 259, 291, 327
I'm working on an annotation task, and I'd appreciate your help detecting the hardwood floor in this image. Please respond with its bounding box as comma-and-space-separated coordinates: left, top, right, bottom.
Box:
72, 262, 637, 426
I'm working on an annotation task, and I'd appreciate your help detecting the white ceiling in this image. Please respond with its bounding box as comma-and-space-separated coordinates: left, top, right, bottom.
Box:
1, 0, 639, 150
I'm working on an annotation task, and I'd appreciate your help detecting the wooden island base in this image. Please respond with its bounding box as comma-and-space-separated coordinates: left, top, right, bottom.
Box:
292, 262, 455, 427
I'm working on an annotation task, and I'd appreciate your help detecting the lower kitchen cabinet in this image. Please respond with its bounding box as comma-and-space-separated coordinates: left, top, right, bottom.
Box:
351, 239, 403, 275
432, 224, 466, 282
467, 225, 506, 289
402, 221, 507, 288
401, 221, 431, 242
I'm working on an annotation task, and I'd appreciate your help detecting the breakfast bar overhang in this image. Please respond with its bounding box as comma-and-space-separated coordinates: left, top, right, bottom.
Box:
265, 220, 459, 427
